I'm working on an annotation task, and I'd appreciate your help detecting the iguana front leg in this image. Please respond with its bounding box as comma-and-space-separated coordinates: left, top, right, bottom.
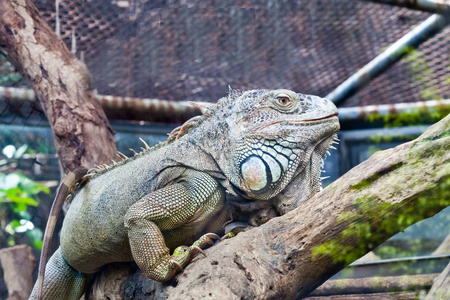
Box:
124, 169, 224, 282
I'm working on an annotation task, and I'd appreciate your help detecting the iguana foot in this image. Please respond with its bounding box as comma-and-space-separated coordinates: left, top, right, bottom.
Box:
147, 233, 221, 282
172, 233, 221, 263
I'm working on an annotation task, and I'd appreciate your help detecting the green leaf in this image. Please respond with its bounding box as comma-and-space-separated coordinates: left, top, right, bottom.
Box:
17, 210, 32, 220
15, 174, 49, 196
2, 145, 16, 159
26, 228, 43, 250
1, 173, 20, 189
7, 193, 39, 206
12, 202, 27, 213
7, 236, 15, 247
10, 219, 21, 228
14, 144, 28, 159
0, 190, 7, 202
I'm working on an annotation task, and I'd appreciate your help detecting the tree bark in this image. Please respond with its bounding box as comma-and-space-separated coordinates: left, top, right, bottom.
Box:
88, 114, 449, 299
0, 0, 117, 172
0, 245, 36, 300
308, 273, 437, 296
425, 262, 450, 300
433, 234, 450, 255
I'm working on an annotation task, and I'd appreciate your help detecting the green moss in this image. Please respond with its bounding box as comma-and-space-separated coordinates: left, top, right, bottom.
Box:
311, 175, 450, 265
349, 163, 403, 191
364, 48, 449, 137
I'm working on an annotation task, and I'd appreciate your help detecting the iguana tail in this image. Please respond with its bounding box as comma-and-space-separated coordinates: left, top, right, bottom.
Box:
36, 167, 88, 300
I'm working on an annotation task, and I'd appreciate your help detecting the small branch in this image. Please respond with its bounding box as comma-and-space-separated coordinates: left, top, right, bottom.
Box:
309, 273, 437, 296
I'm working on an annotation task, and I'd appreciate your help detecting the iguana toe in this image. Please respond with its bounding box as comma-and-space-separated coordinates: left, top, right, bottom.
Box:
169, 259, 183, 272
192, 233, 221, 249
147, 256, 184, 282
191, 245, 206, 257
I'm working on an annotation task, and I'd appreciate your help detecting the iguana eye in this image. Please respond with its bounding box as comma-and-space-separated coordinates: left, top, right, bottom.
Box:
274, 93, 295, 109
277, 97, 289, 105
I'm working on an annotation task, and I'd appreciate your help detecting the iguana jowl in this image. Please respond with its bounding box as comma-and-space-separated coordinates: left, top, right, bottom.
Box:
30, 89, 340, 299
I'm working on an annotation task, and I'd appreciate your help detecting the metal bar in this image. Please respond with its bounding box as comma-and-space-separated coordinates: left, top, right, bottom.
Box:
361, 0, 450, 13
338, 99, 450, 121
350, 253, 450, 267
338, 125, 429, 142
326, 13, 449, 105
1, 86, 450, 123
0, 86, 201, 123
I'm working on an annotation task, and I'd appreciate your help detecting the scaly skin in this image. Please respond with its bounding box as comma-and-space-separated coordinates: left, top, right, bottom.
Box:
30, 89, 339, 299
34, 168, 89, 300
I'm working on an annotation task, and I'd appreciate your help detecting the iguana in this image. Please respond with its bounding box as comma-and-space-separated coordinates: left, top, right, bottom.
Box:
29, 89, 340, 300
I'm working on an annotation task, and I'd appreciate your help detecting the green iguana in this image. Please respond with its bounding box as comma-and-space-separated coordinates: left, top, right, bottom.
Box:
30, 89, 340, 300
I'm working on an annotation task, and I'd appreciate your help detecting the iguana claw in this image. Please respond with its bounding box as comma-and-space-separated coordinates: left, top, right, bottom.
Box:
168, 232, 220, 274
171, 259, 183, 271
193, 232, 221, 247
191, 245, 206, 257
206, 232, 221, 241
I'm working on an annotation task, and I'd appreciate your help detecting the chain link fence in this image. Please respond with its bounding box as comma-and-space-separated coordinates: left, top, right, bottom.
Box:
1, 0, 449, 125
33, 0, 450, 107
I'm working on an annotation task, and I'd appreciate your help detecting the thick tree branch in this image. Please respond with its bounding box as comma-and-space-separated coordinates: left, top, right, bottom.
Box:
425, 262, 450, 299
90, 114, 450, 299
0, 0, 116, 172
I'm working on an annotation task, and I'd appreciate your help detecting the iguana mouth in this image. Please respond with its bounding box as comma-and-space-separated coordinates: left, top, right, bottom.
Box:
258, 114, 339, 130
277, 113, 339, 124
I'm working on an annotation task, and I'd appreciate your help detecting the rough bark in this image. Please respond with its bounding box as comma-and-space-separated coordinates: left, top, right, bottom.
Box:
308, 273, 437, 296
0, 245, 36, 300
88, 114, 449, 299
304, 291, 429, 299
425, 262, 450, 300
433, 234, 450, 255
0, 0, 117, 172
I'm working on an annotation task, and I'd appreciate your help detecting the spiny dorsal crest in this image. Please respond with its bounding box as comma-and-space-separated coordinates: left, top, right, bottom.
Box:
86, 88, 245, 177
166, 88, 244, 142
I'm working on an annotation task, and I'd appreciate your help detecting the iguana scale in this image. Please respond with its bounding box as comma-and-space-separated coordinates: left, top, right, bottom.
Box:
30, 89, 340, 299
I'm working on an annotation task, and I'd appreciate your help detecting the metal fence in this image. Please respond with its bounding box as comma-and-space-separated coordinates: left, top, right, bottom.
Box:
22, 0, 450, 107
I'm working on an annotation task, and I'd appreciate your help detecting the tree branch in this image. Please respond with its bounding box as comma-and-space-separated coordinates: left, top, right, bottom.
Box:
0, 0, 116, 172
425, 262, 450, 299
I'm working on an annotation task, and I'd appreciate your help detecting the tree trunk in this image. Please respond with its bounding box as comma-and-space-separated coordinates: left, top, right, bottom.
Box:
0, 245, 36, 300
88, 114, 450, 299
0, 0, 117, 173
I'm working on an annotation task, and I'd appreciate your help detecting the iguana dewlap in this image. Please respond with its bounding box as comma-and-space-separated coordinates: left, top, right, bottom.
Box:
30, 89, 339, 299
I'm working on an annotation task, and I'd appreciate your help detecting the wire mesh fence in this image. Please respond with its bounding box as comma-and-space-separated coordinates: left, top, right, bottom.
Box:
1, 0, 449, 126
32, 0, 450, 107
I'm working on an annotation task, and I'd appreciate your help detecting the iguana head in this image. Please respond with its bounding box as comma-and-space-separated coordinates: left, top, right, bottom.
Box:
204, 89, 339, 210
